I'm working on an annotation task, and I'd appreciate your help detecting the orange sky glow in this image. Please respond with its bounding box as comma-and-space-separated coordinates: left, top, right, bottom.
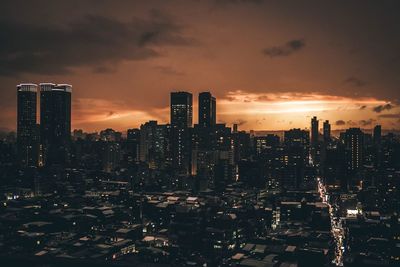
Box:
1, 1, 399, 133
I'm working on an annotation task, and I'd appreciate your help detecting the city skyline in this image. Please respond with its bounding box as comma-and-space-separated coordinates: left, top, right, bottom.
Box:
1, 2, 399, 266
7, 83, 399, 134
1, 1, 400, 132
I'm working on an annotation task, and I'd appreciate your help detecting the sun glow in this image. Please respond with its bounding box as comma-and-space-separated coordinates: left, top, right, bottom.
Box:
217, 91, 390, 130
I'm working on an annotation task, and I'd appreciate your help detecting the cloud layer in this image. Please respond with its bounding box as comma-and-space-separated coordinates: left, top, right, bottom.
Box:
0, 10, 193, 75
263, 39, 305, 58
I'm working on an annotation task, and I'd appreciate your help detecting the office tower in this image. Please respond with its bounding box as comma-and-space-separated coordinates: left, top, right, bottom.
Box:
101, 142, 121, 173
127, 128, 140, 163
139, 121, 169, 169
171, 92, 193, 128
254, 134, 280, 155
323, 120, 331, 142
192, 123, 233, 189
311, 116, 319, 147
232, 130, 251, 162
373, 125, 382, 169
284, 128, 310, 147
170, 92, 193, 175
198, 92, 216, 127
232, 124, 238, 133
17, 83, 39, 167
283, 129, 310, 189
373, 125, 381, 146
40, 83, 72, 166
323, 145, 346, 186
343, 128, 364, 172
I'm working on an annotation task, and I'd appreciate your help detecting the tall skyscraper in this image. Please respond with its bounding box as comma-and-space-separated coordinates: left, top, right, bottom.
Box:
171, 92, 193, 128
40, 83, 72, 166
17, 83, 39, 167
373, 125, 381, 146
373, 125, 382, 169
127, 128, 140, 163
198, 92, 216, 127
343, 128, 364, 172
311, 116, 319, 147
170, 92, 193, 175
283, 129, 310, 189
323, 120, 331, 142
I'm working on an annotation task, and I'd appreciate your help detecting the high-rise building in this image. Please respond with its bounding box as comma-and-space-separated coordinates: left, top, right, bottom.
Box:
171, 92, 192, 128
198, 92, 216, 127
284, 128, 310, 147
373, 125, 381, 146
343, 128, 364, 172
323, 120, 331, 142
373, 125, 382, 169
101, 141, 121, 173
17, 83, 39, 167
127, 128, 140, 163
283, 129, 310, 188
232, 124, 238, 133
40, 83, 72, 166
170, 92, 193, 175
139, 121, 169, 169
311, 116, 319, 147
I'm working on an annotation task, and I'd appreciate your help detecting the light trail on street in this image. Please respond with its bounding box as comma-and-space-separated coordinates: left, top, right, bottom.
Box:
317, 178, 345, 266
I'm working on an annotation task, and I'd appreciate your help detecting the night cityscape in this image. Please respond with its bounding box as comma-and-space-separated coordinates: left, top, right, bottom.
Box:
0, 1, 400, 267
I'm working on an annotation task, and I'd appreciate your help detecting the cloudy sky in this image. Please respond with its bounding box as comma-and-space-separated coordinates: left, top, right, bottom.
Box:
1, 0, 400, 132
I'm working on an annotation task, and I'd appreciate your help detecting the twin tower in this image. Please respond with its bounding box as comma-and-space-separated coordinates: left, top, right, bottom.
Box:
17, 83, 72, 167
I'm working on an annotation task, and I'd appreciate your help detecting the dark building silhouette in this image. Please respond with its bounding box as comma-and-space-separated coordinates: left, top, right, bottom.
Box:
373, 125, 382, 169
373, 125, 381, 146
191, 123, 233, 190
139, 120, 169, 170
127, 128, 140, 164
341, 128, 364, 190
323, 120, 331, 143
17, 83, 39, 167
254, 134, 280, 155
171, 92, 192, 128
311, 116, 319, 147
40, 83, 72, 166
232, 123, 238, 133
198, 92, 216, 127
101, 141, 121, 173
343, 128, 364, 172
170, 92, 193, 175
283, 129, 310, 188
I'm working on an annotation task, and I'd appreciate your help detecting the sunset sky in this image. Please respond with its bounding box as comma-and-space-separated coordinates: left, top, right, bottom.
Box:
1, 0, 399, 132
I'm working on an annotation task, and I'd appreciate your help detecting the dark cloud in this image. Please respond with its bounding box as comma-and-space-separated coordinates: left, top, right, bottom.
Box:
359, 118, 375, 126
372, 103, 394, 113
0, 11, 194, 76
335, 120, 346, 126
215, 0, 264, 5
344, 76, 366, 87
378, 113, 400, 119
263, 39, 305, 58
